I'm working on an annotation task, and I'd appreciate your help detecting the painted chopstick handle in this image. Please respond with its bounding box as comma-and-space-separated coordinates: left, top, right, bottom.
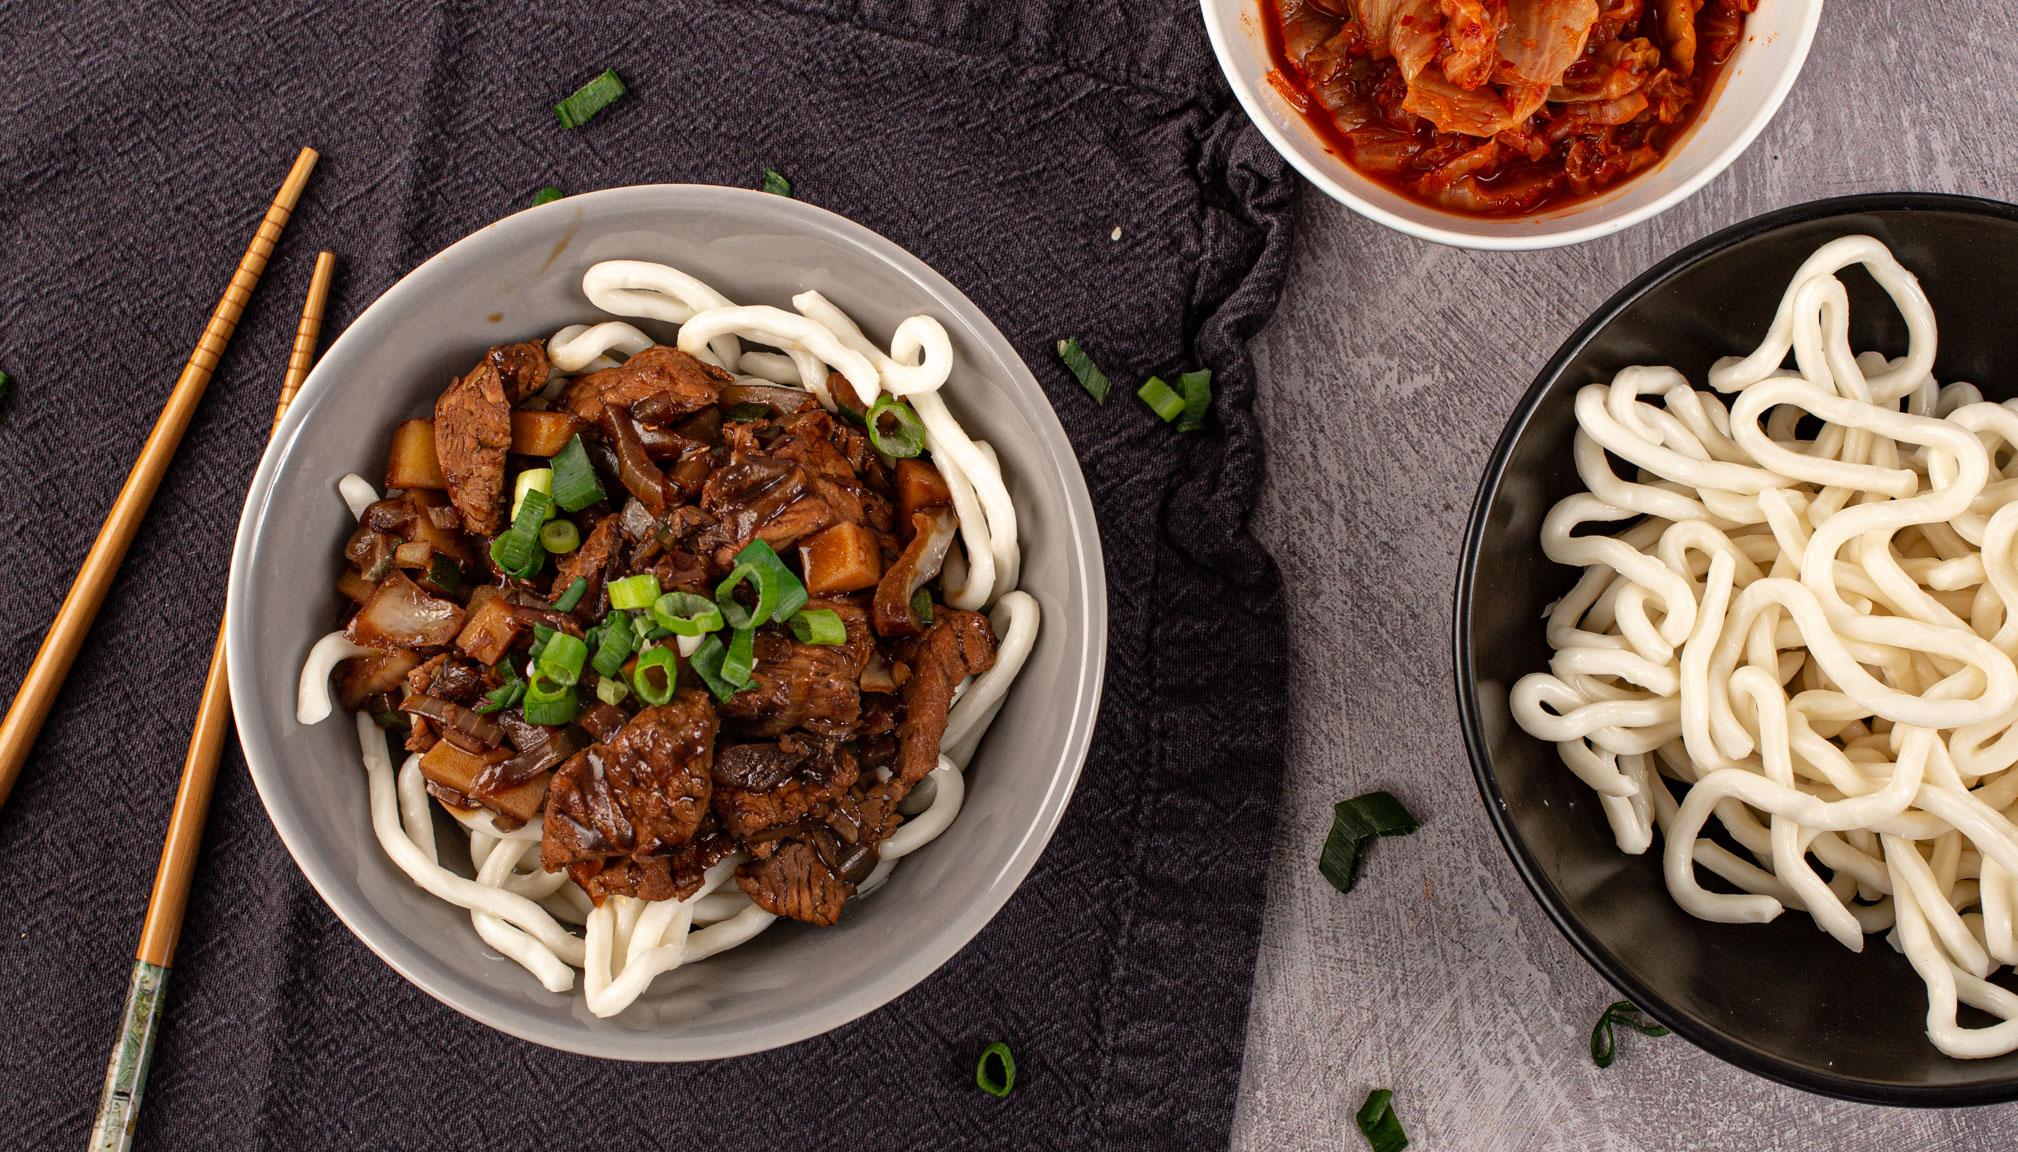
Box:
87, 960, 170, 1152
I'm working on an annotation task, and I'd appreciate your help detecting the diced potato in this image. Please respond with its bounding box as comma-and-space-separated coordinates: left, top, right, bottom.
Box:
799, 521, 884, 596
897, 458, 953, 529
404, 492, 471, 565
332, 648, 422, 713
510, 410, 582, 457
386, 418, 446, 490
456, 594, 522, 666
394, 540, 434, 568
336, 568, 380, 606
419, 741, 549, 826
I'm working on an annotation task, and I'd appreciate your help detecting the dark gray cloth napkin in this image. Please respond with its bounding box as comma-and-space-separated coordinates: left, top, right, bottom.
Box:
0, 1, 1294, 1146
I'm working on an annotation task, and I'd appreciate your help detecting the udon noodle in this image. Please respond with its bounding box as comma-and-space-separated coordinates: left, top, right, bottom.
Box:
1511, 236, 2018, 1058
299, 261, 1040, 1015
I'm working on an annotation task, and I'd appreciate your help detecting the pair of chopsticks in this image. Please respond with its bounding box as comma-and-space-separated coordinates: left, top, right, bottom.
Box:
0, 147, 332, 1152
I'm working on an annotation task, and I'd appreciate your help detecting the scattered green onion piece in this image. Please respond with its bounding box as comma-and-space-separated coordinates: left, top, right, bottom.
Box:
1176, 369, 1213, 433
537, 631, 589, 687
511, 468, 555, 522
714, 539, 808, 629
1355, 1089, 1408, 1152
426, 554, 463, 595
522, 669, 579, 726
551, 576, 589, 613
1137, 375, 1185, 423
1590, 1000, 1669, 1069
631, 644, 679, 707
865, 394, 927, 458
652, 591, 724, 637
724, 402, 771, 422
1056, 337, 1110, 403
372, 709, 409, 732
608, 573, 662, 611
761, 168, 793, 197
631, 611, 669, 643
688, 634, 738, 701
553, 68, 625, 129
721, 626, 755, 686
592, 615, 636, 678
529, 623, 556, 660
0, 369, 10, 404
550, 434, 606, 511
539, 519, 581, 554
910, 587, 935, 627
595, 676, 630, 706
489, 488, 554, 579
532, 185, 564, 206
1319, 791, 1419, 894
473, 660, 526, 714
788, 608, 847, 646
975, 1042, 1016, 1098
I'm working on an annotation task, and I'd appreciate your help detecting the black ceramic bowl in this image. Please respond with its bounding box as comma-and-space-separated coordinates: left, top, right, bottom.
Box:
1456, 193, 2018, 1105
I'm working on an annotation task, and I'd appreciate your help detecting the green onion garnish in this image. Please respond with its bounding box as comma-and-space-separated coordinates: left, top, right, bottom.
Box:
722, 625, 755, 685
975, 1042, 1015, 1098
1320, 791, 1419, 895
688, 634, 738, 701
788, 608, 846, 646
553, 68, 626, 129
426, 554, 463, 595
761, 168, 793, 197
591, 615, 636, 678
529, 622, 556, 660
489, 489, 553, 580
1355, 1089, 1407, 1152
0, 369, 10, 404
1137, 376, 1185, 423
595, 676, 630, 706
652, 591, 724, 637
865, 394, 927, 458
1056, 338, 1110, 403
714, 539, 807, 629
539, 519, 581, 554
473, 660, 526, 714
537, 631, 589, 687
552, 576, 589, 613
910, 587, 934, 627
532, 186, 564, 206
511, 467, 555, 522
608, 573, 662, 611
1176, 369, 1213, 433
631, 644, 678, 707
522, 668, 579, 726
372, 709, 409, 732
550, 434, 606, 512
724, 402, 771, 422
1590, 1000, 1669, 1069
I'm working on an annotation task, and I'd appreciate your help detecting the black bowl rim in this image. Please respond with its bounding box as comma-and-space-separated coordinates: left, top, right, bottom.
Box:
1453, 191, 2018, 1106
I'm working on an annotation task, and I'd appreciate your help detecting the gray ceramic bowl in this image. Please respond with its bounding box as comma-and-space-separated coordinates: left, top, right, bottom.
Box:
225, 185, 1106, 1060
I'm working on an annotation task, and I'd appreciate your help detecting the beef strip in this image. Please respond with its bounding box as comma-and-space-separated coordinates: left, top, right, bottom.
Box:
710, 740, 861, 840
551, 514, 622, 610
893, 608, 997, 787
718, 600, 874, 738
734, 841, 854, 926
562, 345, 725, 425
699, 456, 835, 571
434, 342, 549, 535
541, 693, 718, 904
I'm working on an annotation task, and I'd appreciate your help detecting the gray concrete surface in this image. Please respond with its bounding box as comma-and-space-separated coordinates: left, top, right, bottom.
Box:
1232, 4, 2018, 1148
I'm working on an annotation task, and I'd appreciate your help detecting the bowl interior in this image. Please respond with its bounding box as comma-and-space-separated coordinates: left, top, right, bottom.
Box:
226, 186, 1105, 1060
1460, 197, 2018, 1102
1201, 0, 1821, 249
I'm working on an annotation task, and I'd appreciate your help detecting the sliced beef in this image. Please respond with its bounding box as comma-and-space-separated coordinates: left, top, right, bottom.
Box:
718, 601, 874, 738
541, 693, 718, 903
551, 514, 622, 609
699, 456, 835, 570
734, 841, 853, 926
710, 740, 861, 840
893, 608, 997, 787
562, 345, 725, 425
434, 342, 549, 535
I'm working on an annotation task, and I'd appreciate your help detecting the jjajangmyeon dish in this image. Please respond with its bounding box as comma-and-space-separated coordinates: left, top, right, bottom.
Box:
298, 260, 1039, 1016
1512, 236, 2018, 1058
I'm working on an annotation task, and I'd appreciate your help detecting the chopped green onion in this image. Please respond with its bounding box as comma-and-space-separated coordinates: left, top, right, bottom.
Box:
688, 634, 738, 701
724, 402, 771, 422
551, 576, 589, 613
631, 644, 678, 707
608, 573, 662, 611
1590, 1000, 1669, 1069
1320, 791, 1419, 894
539, 519, 581, 554
975, 1042, 1015, 1098
1176, 369, 1213, 433
1355, 1089, 1407, 1152
1056, 338, 1110, 403
715, 539, 808, 629
529, 622, 556, 660
550, 434, 606, 511
372, 709, 409, 732
721, 625, 755, 686
522, 669, 579, 726
538, 631, 589, 687
910, 587, 934, 627
533, 185, 564, 206
1137, 375, 1185, 423
511, 468, 555, 522
788, 608, 847, 646
553, 68, 625, 129
631, 611, 669, 644
473, 660, 526, 714
594, 676, 630, 706
652, 591, 724, 637
761, 168, 793, 197
865, 394, 927, 458
0, 369, 10, 404
425, 554, 463, 595
591, 615, 636, 678
490, 488, 553, 579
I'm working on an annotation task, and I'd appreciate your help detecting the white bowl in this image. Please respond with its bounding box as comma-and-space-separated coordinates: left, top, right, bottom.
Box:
1201, 0, 1823, 250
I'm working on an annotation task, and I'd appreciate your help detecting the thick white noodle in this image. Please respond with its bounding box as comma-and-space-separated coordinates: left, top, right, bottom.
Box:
1511, 236, 2018, 1058
547, 321, 654, 373
297, 631, 377, 725
581, 261, 741, 368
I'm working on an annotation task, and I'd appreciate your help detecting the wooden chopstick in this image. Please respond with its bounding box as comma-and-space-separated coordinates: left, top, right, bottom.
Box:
0, 146, 319, 812
87, 250, 338, 1152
